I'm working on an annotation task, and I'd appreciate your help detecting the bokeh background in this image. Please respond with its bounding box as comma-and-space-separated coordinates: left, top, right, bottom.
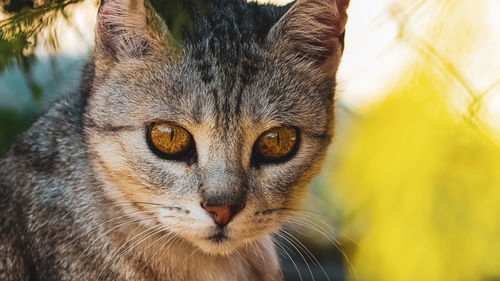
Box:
1, 0, 500, 280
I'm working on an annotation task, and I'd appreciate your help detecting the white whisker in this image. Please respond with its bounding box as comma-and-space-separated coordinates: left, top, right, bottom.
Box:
95, 223, 165, 280
280, 229, 331, 281
276, 231, 315, 281
74, 215, 160, 267
273, 236, 304, 281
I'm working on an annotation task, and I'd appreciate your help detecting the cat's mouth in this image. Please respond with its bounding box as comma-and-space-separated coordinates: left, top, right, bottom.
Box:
186, 229, 241, 255
207, 231, 229, 243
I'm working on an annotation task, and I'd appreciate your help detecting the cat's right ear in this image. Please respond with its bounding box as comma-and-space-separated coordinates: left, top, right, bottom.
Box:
94, 0, 174, 61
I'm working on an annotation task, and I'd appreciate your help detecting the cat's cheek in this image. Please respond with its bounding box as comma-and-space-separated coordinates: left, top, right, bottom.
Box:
158, 205, 211, 233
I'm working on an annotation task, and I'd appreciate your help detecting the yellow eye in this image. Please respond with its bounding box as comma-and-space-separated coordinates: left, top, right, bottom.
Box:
255, 127, 298, 161
147, 123, 193, 157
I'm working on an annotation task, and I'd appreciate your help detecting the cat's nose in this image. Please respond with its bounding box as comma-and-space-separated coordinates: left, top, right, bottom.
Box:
201, 204, 242, 227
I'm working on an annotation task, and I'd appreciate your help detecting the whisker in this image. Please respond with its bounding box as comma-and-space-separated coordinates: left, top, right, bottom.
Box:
289, 216, 345, 248
304, 213, 359, 247
273, 207, 335, 220
288, 217, 358, 279
271, 237, 289, 281
142, 233, 179, 271
95, 223, 165, 281
272, 238, 285, 279
74, 215, 160, 267
279, 229, 331, 281
111, 201, 173, 208
127, 226, 172, 265
273, 237, 304, 281
276, 231, 315, 281
101, 226, 172, 281
37, 210, 155, 261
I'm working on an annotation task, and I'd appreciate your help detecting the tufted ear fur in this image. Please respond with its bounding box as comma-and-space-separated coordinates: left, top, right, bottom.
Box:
268, 0, 349, 79
95, 0, 172, 60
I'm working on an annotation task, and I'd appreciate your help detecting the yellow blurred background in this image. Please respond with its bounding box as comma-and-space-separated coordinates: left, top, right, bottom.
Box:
2, 0, 500, 280
330, 0, 500, 280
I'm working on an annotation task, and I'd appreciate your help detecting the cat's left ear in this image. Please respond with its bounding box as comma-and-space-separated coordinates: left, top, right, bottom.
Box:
268, 0, 349, 78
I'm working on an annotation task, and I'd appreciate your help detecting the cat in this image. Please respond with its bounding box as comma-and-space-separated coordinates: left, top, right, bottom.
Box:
0, 0, 349, 280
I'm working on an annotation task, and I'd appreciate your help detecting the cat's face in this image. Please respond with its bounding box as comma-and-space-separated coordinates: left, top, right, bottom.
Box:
85, 0, 348, 255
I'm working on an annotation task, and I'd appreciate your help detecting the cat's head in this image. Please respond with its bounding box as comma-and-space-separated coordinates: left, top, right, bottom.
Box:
85, 0, 348, 255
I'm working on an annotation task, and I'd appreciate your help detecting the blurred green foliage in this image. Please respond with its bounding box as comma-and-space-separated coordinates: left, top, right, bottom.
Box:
0, 0, 209, 73
0, 0, 209, 155
0, 0, 82, 70
149, 0, 211, 42
0, 109, 35, 154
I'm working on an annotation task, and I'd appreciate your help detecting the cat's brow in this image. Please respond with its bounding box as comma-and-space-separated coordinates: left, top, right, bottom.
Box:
307, 131, 330, 140
86, 119, 137, 132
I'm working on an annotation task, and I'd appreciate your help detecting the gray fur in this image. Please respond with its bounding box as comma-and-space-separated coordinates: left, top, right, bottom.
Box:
0, 0, 349, 280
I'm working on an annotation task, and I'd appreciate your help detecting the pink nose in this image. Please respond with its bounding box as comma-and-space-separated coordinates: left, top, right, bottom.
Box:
202, 205, 241, 226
